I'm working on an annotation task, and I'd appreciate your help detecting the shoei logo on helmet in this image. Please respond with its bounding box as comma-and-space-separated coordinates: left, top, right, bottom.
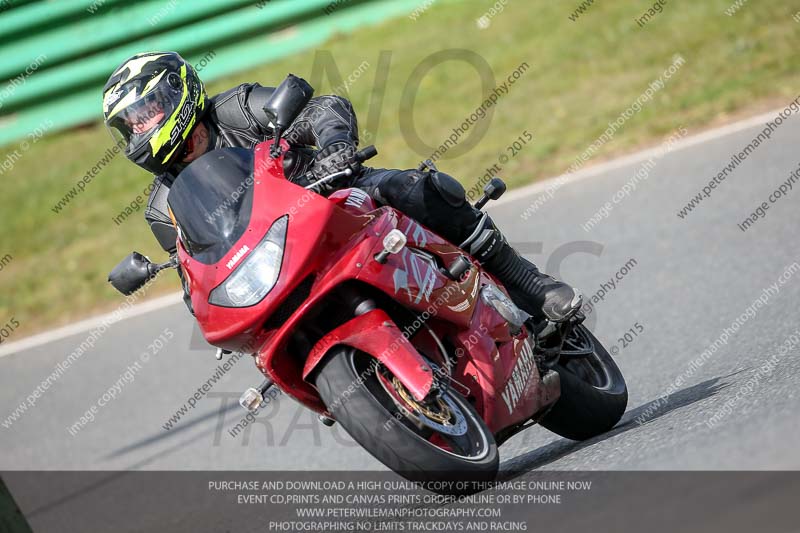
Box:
169, 97, 194, 145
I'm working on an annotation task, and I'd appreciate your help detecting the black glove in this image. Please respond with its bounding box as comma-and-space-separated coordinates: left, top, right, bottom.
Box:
309, 141, 361, 189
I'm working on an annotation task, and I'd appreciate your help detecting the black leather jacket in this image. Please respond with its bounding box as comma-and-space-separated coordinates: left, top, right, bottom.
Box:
144, 82, 359, 252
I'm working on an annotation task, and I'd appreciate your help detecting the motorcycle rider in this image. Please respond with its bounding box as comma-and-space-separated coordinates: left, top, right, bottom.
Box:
103, 51, 582, 323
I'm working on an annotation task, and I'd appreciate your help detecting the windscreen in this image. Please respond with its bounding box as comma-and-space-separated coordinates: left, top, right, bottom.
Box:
167, 148, 255, 265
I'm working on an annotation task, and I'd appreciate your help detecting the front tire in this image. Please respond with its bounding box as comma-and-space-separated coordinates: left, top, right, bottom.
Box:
313, 347, 498, 492
539, 325, 628, 440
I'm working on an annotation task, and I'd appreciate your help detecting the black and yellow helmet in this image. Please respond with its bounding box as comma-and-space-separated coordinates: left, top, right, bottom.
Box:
103, 51, 209, 174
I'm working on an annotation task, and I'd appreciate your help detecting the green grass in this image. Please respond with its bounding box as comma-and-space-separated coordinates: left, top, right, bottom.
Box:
1, 0, 798, 337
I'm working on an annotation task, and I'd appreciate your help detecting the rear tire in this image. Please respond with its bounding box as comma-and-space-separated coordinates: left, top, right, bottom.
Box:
539, 325, 628, 441
313, 347, 498, 492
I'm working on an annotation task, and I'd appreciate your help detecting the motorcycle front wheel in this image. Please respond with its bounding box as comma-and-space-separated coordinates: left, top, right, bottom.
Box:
313, 346, 498, 493
539, 324, 628, 441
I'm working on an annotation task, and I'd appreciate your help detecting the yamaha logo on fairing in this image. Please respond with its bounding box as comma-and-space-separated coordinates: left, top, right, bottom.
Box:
500, 338, 536, 414
226, 245, 250, 270
344, 188, 368, 208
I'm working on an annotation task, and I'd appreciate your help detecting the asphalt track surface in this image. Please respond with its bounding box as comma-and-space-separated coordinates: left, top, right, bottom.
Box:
1, 110, 799, 531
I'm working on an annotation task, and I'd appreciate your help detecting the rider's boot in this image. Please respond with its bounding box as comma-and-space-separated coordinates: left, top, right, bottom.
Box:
460, 214, 583, 323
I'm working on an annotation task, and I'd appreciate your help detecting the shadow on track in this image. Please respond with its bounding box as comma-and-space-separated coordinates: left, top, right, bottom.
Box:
104, 400, 242, 460
499, 375, 728, 476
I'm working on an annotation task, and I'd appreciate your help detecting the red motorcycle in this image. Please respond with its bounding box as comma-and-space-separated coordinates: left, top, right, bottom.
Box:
109, 77, 627, 489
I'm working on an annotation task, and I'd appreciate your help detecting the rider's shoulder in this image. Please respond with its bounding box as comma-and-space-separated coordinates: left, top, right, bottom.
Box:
209, 83, 250, 107
209, 83, 275, 129
145, 173, 173, 215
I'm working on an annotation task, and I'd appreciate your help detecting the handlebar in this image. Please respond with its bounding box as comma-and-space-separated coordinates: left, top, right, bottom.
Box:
302, 145, 378, 191
354, 145, 378, 163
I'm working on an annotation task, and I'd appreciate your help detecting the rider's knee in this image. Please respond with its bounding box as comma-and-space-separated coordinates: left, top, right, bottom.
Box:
428, 170, 467, 208
381, 169, 466, 209
375, 168, 479, 244
379, 169, 426, 208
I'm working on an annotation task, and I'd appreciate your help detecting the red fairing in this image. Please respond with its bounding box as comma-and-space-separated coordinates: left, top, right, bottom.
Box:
177, 141, 365, 351
302, 309, 434, 401
176, 138, 561, 434
255, 226, 387, 413
355, 211, 479, 329
328, 188, 377, 215
452, 298, 558, 433
342, 208, 558, 431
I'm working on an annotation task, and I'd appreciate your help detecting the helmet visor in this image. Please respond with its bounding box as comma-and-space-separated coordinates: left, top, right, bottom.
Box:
105, 77, 183, 156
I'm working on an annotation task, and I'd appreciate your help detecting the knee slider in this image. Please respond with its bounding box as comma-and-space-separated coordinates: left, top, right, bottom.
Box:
429, 171, 467, 208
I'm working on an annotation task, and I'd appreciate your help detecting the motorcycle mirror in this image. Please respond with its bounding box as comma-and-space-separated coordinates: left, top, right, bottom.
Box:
263, 74, 314, 131
108, 252, 154, 295
485, 177, 507, 200
474, 177, 507, 210
375, 229, 407, 264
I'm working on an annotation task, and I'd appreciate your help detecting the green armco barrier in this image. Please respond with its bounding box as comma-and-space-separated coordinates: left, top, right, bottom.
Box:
0, 0, 261, 80
0, 0, 130, 42
0, 0, 368, 112
0, 0, 38, 14
0, 0, 420, 148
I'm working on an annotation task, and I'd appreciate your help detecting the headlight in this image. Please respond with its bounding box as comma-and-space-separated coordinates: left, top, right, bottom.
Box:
209, 216, 288, 307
